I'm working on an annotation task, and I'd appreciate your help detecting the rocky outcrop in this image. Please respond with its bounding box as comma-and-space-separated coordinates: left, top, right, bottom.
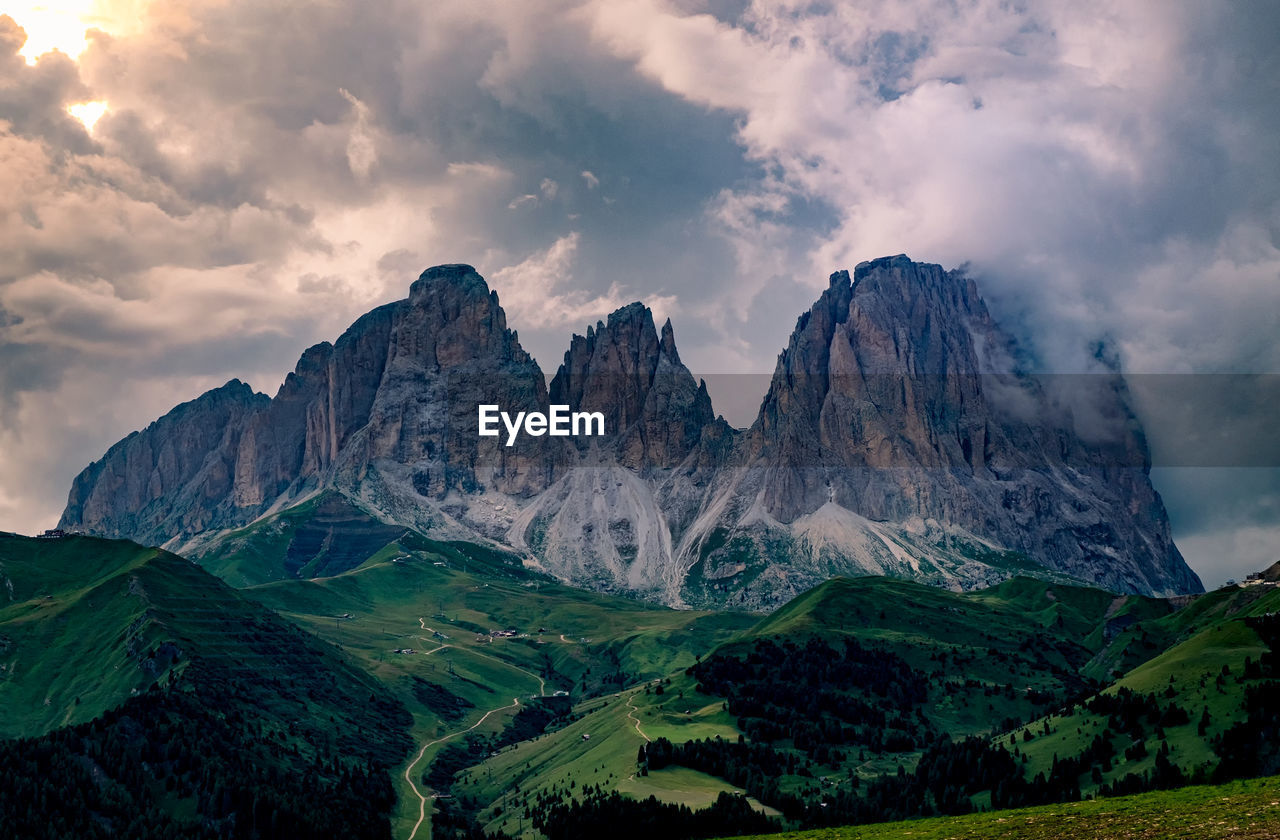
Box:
60, 257, 1202, 606
61, 265, 559, 548
510, 302, 722, 599
60, 380, 268, 544
548, 302, 715, 469
672, 256, 1199, 606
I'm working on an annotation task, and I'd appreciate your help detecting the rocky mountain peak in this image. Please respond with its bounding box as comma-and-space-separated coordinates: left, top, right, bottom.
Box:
691, 256, 1199, 606
548, 302, 713, 468
659, 317, 679, 361
59, 378, 269, 541
60, 255, 1202, 607
409, 263, 484, 299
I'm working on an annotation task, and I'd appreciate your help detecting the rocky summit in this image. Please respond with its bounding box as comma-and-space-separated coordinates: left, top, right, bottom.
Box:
60, 257, 1203, 608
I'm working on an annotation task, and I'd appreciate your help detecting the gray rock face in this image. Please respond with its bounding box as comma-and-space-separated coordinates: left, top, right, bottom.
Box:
60, 257, 1202, 606
511, 302, 722, 600
548, 302, 715, 470
61, 380, 269, 543
61, 264, 558, 548
674, 256, 1199, 607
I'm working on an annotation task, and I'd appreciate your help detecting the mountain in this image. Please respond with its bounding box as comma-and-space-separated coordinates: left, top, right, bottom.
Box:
61, 265, 558, 552
509, 300, 727, 598
58, 257, 1201, 606
675, 257, 1199, 606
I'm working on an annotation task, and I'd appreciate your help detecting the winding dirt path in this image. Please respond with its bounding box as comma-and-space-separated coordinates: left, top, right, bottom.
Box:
621, 689, 653, 782
403, 697, 521, 840
624, 691, 651, 743
400, 619, 552, 839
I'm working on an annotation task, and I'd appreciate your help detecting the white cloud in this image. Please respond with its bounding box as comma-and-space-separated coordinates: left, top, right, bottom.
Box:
339, 87, 377, 180
587, 0, 1280, 373
490, 231, 675, 338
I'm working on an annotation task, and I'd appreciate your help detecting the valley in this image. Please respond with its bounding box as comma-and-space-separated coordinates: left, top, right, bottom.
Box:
3, 525, 1274, 838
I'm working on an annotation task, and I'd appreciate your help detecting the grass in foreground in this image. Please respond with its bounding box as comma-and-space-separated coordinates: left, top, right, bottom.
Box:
730, 775, 1280, 840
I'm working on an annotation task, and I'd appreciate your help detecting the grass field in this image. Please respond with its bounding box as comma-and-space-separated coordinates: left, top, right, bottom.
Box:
235, 539, 755, 839
451, 669, 756, 836
1008, 592, 1280, 790
0, 533, 418, 836
436, 572, 1280, 838
728, 775, 1280, 839
9, 523, 1280, 840
618, 766, 779, 814
0, 535, 170, 736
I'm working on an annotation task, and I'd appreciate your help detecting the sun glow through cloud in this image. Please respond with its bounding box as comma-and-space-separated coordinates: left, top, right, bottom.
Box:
9, 2, 135, 129
67, 99, 108, 131
9, 1, 101, 63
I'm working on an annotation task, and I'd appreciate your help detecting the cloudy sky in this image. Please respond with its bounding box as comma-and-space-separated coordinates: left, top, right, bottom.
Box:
1, 0, 1276, 586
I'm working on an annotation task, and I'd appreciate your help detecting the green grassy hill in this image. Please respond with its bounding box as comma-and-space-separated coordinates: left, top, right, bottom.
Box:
5, 520, 1279, 840
193, 491, 411, 586
443, 574, 1280, 840
448, 575, 1115, 835
726, 774, 1280, 840
229, 532, 755, 838
0, 532, 414, 837
734, 576, 1104, 734
1007, 586, 1280, 794
0, 534, 183, 735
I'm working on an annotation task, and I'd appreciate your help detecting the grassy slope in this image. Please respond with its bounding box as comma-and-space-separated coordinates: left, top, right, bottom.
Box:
0, 532, 410, 739
1010, 586, 1280, 790
12, 519, 1276, 839
0, 535, 174, 736
741, 576, 1101, 732
1083, 582, 1278, 682
453, 673, 760, 836
449, 573, 1280, 838
618, 767, 779, 813
749, 576, 1280, 802
0, 532, 415, 836
727, 775, 1280, 840
236, 540, 755, 839
194, 490, 409, 586
452, 575, 1123, 834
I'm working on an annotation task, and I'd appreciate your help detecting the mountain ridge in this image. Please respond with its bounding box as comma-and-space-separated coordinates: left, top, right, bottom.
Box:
59, 257, 1202, 605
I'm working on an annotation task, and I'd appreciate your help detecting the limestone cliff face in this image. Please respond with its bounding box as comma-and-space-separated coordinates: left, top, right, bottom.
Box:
60, 380, 268, 544
548, 302, 715, 470
60, 257, 1202, 606
508, 302, 722, 600
61, 265, 558, 548
674, 256, 1198, 606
